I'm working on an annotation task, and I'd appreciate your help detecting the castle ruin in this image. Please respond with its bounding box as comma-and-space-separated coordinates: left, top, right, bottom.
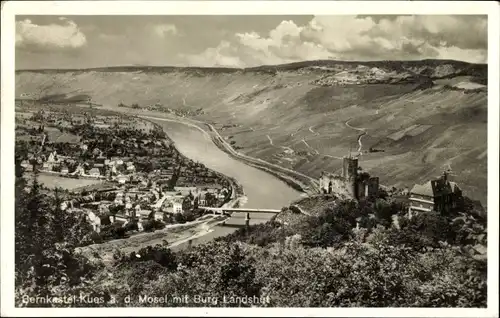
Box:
319, 156, 379, 200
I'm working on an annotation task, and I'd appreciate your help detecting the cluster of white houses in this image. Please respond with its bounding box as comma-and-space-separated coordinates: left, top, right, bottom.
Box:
21, 149, 138, 182
62, 184, 230, 233
21, 146, 232, 233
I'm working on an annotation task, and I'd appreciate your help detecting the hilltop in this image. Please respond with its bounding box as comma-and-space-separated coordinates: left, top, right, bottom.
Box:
15, 59, 488, 206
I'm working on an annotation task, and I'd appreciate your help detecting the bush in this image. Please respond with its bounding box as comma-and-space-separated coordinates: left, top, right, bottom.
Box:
174, 213, 186, 224
142, 220, 166, 232
373, 199, 394, 225
89, 231, 104, 244
163, 213, 175, 224
128, 244, 178, 270
124, 220, 139, 232
155, 220, 166, 230
289, 205, 302, 214
408, 211, 454, 244
143, 221, 156, 233
359, 215, 378, 230
220, 222, 291, 247
183, 211, 196, 222
301, 217, 353, 248
100, 223, 127, 240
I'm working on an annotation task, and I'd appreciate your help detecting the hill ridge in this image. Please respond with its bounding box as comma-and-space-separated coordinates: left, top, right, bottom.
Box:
15, 58, 486, 74
15, 59, 488, 205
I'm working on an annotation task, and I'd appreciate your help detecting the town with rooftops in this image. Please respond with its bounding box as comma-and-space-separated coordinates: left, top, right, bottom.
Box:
15, 103, 239, 239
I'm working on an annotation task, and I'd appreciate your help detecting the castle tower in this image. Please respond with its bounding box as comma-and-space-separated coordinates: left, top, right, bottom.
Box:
342, 156, 358, 181
442, 169, 449, 182
342, 156, 359, 199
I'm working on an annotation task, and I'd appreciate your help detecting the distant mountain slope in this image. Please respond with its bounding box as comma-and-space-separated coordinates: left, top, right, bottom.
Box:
16, 58, 487, 78
15, 59, 488, 206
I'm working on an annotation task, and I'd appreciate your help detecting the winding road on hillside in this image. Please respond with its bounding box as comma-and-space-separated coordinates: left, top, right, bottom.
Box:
345, 119, 368, 155
283, 124, 343, 160
266, 134, 274, 146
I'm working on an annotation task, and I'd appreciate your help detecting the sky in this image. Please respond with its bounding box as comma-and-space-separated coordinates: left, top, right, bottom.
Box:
15, 15, 487, 69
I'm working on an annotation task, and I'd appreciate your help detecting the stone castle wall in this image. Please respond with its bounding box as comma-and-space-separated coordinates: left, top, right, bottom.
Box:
319, 175, 356, 199
319, 157, 379, 200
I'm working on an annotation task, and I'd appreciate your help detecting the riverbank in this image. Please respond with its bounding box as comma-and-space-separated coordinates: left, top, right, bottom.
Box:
204, 122, 319, 194
75, 213, 228, 265
137, 111, 319, 196
209, 131, 308, 193
41, 105, 251, 252
69, 104, 301, 249
75, 176, 247, 265
139, 114, 248, 205
103, 105, 317, 196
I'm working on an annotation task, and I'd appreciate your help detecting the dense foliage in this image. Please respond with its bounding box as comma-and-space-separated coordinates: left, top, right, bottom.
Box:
111, 195, 485, 307
15, 173, 107, 307
15, 168, 487, 308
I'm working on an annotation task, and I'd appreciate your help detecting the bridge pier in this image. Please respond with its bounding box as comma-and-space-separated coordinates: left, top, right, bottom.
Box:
245, 212, 250, 227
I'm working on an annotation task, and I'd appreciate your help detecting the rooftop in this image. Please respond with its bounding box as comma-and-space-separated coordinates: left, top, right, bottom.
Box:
411, 177, 462, 198
410, 181, 434, 197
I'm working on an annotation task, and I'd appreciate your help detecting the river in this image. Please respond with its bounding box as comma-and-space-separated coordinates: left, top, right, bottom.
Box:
146, 118, 302, 250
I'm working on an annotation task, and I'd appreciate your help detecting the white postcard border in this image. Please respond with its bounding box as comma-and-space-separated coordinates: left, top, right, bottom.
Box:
1, 1, 499, 317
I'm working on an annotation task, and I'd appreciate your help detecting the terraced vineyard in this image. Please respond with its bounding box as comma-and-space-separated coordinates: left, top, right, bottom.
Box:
16, 59, 488, 205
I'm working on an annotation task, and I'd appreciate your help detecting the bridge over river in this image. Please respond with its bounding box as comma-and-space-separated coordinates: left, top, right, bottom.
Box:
199, 206, 282, 227
199, 207, 282, 214
129, 115, 302, 251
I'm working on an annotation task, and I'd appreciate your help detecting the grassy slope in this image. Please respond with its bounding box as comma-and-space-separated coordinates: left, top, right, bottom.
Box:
15, 60, 488, 205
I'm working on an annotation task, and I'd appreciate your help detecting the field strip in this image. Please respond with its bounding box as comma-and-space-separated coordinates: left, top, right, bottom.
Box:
168, 228, 216, 249
309, 125, 319, 136
476, 149, 488, 160
281, 145, 294, 152
301, 139, 320, 155
322, 154, 343, 160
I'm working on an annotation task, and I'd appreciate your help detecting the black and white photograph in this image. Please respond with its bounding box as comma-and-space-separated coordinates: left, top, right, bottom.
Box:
1, 1, 499, 316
